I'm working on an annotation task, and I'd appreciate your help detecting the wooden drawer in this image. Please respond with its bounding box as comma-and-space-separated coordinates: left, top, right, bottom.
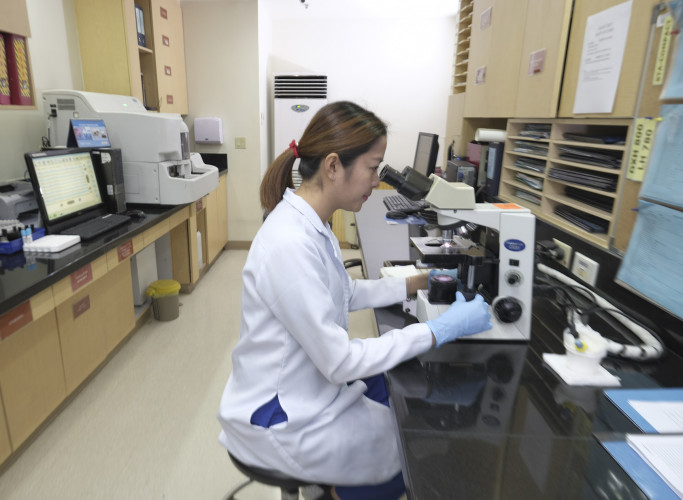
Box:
52, 255, 108, 307
0, 310, 66, 448
55, 260, 135, 394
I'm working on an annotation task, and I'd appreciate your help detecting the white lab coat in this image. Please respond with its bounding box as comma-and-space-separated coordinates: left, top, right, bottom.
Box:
217, 189, 433, 485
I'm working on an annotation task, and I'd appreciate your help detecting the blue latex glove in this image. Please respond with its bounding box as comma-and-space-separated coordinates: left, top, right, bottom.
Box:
428, 268, 458, 291
426, 292, 492, 347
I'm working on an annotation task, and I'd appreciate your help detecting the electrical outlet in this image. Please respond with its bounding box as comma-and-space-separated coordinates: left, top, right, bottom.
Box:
571, 251, 599, 286
552, 238, 572, 268
235, 137, 246, 149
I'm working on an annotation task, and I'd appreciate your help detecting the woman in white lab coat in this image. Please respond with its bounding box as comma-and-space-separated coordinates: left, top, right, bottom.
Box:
217, 101, 491, 500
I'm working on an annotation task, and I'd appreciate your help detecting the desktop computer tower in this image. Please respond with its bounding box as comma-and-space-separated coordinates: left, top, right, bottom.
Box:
91, 148, 126, 213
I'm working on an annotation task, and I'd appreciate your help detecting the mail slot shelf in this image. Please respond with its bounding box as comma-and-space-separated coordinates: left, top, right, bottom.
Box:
549, 158, 623, 175
544, 193, 614, 220
502, 165, 547, 179
501, 118, 632, 249
453, 0, 473, 95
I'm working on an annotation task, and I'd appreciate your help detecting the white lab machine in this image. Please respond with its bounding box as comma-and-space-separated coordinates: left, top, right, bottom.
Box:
42, 90, 218, 205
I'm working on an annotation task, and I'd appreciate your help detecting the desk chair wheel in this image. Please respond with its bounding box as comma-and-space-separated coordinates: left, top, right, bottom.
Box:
224, 451, 329, 500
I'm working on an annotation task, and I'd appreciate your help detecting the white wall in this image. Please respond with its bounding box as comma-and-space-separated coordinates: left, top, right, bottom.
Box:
181, 1, 263, 242
265, 12, 457, 173
0, 0, 83, 182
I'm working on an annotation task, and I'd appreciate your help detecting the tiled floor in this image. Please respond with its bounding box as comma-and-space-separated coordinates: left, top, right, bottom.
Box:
0, 248, 378, 499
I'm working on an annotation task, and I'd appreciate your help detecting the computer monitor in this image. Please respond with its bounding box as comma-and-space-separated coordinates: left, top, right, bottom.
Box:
412, 132, 439, 177
25, 148, 107, 234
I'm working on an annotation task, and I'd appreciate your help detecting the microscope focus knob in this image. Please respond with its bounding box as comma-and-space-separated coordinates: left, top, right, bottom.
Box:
493, 298, 522, 323
505, 270, 523, 286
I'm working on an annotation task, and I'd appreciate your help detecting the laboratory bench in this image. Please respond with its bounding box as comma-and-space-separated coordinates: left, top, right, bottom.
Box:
378, 295, 683, 499
0, 172, 228, 468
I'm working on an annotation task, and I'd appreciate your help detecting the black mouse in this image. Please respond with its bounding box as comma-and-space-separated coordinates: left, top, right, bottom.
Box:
126, 209, 146, 220
386, 210, 408, 219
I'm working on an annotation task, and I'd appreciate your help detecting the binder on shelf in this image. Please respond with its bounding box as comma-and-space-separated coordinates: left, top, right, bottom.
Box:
135, 4, 146, 47
4, 33, 31, 105
467, 141, 489, 187
484, 141, 504, 197
0, 33, 10, 105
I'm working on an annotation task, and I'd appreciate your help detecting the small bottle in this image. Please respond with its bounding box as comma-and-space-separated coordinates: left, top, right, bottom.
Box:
25, 226, 32, 244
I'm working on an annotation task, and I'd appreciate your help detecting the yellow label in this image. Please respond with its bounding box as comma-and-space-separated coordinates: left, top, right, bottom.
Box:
653, 15, 673, 86
627, 118, 657, 182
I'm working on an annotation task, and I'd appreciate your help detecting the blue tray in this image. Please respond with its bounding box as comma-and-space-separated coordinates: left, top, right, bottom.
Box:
0, 228, 46, 254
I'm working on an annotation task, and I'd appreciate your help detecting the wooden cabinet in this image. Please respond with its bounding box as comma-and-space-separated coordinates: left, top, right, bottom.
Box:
465, 0, 527, 117
499, 118, 632, 248
54, 257, 135, 394
74, 0, 188, 114
464, 0, 572, 118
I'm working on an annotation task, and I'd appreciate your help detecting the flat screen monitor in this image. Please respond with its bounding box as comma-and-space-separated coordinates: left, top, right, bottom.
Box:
412, 132, 439, 177
67, 119, 111, 148
25, 148, 107, 233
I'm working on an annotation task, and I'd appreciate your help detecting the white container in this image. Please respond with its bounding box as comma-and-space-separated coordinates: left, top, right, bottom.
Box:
563, 325, 608, 374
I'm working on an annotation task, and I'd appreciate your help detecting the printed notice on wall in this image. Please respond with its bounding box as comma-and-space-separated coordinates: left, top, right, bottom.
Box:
573, 1, 633, 114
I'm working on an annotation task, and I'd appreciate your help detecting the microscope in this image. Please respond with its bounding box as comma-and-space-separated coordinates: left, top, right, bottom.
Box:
380, 166, 535, 342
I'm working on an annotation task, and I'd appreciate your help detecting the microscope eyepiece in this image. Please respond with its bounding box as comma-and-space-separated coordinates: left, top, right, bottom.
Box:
379, 165, 433, 201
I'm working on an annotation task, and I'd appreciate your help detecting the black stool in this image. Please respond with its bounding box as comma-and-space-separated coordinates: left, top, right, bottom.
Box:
223, 451, 315, 500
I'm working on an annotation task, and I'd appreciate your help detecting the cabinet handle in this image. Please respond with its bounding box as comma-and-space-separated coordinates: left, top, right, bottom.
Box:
167, 95, 174, 105
165, 65, 172, 76
162, 35, 170, 47
160, 6, 168, 19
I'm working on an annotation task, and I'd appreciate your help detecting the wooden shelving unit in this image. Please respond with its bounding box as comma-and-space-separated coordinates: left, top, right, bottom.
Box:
499, 118, 632, 248
453, 0, 473, 94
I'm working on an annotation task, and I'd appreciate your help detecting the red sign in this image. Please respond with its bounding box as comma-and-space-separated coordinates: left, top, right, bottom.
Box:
71, 263, 93, 292
118, 240, 134, 262
0, 301, 33, 339
72, 296, 91, 320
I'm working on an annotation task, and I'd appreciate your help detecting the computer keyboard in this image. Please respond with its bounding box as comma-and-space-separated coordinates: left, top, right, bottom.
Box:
383, 194, 425, 213
61, 213, 131, 241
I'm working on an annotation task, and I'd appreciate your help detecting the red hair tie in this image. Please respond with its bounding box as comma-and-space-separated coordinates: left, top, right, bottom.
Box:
289, 140, 299, 159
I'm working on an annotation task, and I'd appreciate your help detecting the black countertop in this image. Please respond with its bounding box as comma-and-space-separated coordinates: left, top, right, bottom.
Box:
0, 204, 186, 316
378, 296, 683, 499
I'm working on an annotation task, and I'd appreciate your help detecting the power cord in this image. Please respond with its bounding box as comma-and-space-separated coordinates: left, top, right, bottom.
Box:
536, 263, 665, 360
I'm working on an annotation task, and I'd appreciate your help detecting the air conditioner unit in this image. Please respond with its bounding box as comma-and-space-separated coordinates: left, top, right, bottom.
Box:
273, 74, 327, 187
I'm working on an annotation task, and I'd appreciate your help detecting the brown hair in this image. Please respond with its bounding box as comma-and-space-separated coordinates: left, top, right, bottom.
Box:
260, 101, 387, 212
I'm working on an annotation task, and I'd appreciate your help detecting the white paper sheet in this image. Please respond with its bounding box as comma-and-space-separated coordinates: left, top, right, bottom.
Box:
628, 400, 683, 433
573, 1, 633, 114
626, 434, 683, 498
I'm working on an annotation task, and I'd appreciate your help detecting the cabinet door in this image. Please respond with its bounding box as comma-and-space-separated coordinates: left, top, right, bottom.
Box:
464, 0, 528, 117
74, 0, 142, 100
55, 261, 135, 394
0, 395, 11, 465
151, 0, 188, 114
216, 175, 228, 248
0, 311, 66, 449
514, 0, 572, 118
558, 0, 659, 117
